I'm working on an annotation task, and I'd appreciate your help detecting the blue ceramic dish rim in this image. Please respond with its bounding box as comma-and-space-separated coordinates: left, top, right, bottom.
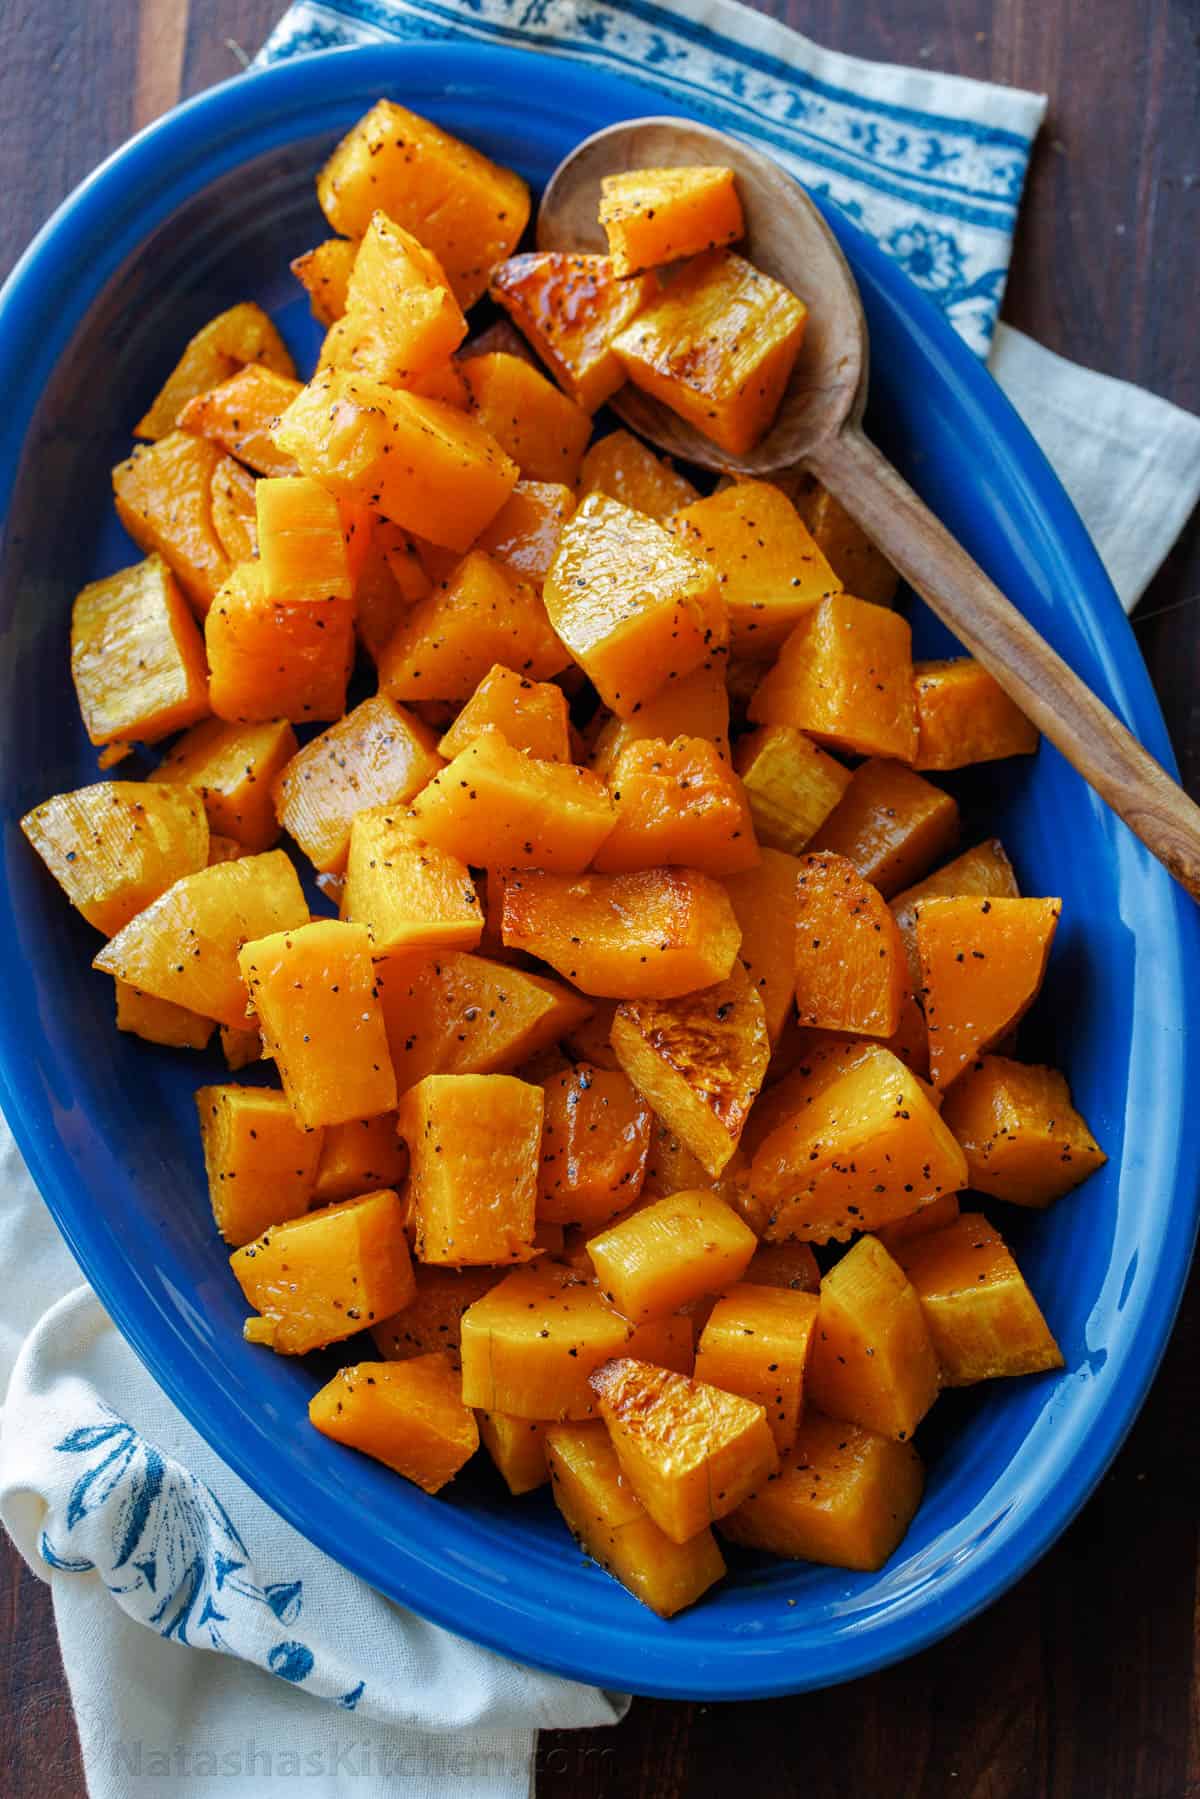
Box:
0, 42, 1196, 1699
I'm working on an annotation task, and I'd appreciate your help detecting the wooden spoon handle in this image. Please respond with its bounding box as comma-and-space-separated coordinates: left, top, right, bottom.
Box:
806, 423, 1200, 903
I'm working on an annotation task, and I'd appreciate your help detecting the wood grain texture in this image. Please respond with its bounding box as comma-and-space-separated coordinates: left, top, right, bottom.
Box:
0, 1, 1196, 1795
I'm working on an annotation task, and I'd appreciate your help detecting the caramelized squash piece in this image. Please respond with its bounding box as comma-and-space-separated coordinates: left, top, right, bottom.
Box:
639, 1114, 743, 1208
591, 1357, 776, 1543
563, 1002, 621, 1073
750, 594, 917, 760
397, 1073, 541, 1266
939, 1055, 1105, 1206
614, 250, 806, 456
136, 301, 294, 441
239, 919, 397, 1128
578, 428, 698, 519
291, 237, 357, 326
209, 455, 259, 563
793, 479, 899, 607
721, 1412, 924, 1571
327, 210, 467, 384
219, 1022, 263, 1070
410, 734, 614, 872
317, 100, 530, 309
473, 481, 575, 585
723, 846, 801, 1046
178, 364, 302, 477
341, 809, 481, 954
462, 352, 592, 486
22, 781, 208, 935
807, 1235, 940, 1440
696, 1284, 820, 1454
913, 658, 1040, 770
379, 550, 568, 704
809, 759, 959, 899
891, 836, 1019, 991
479, 1412, 551, 1495
309, 1354, 478, 1493
873, 1191, 961, 1251
792, 852, 906, 1038
115, 981, 213, 1049
206, 561, 354, 726
354, 520, 431, 662
196, 1083, 322, 1245
371, 1265, 504, 1370
232, 1188, 414, 1354
733, 726, 852, 857
587, 1190, 757, 1323
72, 555, 209, 750
113, 431, 231, 615
460, 1263, 633, 1418
545, 493, 727, 719
917, 895, 1061, 1089
893, 1213, 1064, 1385
255, 475, 353, 604
157, 716, 297, 853
538, 1064, 652, 1230
599, 165, 743, 276
589, 662, 729, 782
439, 664, 570, 764
489, 252, 657, 413
312, 1112, 409, 1205
742, 1239, 821, 1294
594, 735, 757, 877
499, 866, 742, 1000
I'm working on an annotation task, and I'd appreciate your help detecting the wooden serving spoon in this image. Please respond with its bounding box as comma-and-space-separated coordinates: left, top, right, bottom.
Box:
539, 116, 1200, 903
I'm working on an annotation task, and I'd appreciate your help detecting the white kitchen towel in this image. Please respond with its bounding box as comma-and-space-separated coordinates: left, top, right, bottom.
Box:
4, 2, 1200, 1797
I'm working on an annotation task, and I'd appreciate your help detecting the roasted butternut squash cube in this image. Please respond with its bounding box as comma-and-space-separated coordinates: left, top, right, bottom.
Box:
499, 866, 742, 1000
310, 1355, 477, 1492
792, 851, 907, 1038
733, 726, 852, 856
913, 658, 1040, 770
157, 716, 298, 853
639, 1114, 744, 1209
341, 809, 481, 955
312, 1112, 409, 1205
591, 1357, 777, 1542
461, 352, 592, 486
196, 1083, 323, 1246
113, 431, 232, 615
939, 1055, 1105, 1206
489, 252, 657, 413
239, 919, 397, 1129
625, 1312, 696, 1376
472, 482, 575, 585
209, 455, 259, 562
562, 1001, 621, 1072
328, 210, 467, 384
317, 100, 530, 309
410, 734, 613, 873
723, 846, 802, 1046
255, 475, 353, 604
747, 1044, 968, 1242
742, 1240, 821, 1294
232, 1188, 414, 1354
578, 428, 699, 519
205, 561, 354, 725
273, 368, 518, 552
398, 1072, 541, 1266
178, 364, 302, 477
408, 359, 470, 409
115, 981, 214, 1049
353, 520, 431, 662
809, 759, 959, 899
699, 1284, 818, 1450
545, 494, 727, 719
291, 237, 357, 327
538, 1064, 652, 1230
478, 1412, 551, 1496
460, 1263, 633, 1418
917, 895, 1061, 1089
135, 301, 294, 440
613, 250, 806, 456
599, 165, 743, 276
220, 1022, 263, 1070
894, 1213, 1064, 1385
807, 1235, 940, 1441
589, 662, 729, 783
891, 836, 1019, 996
71, 554, 209, 750
22, 781, 208, 936
546, 1422, 725, 1615
720, 1412, 924, 1570
371, 1265, 504, 1370
673, 481, 842, 658
874, 1192, 961, 1251
379, 550, 568, 704
750, 594, 917, 761
587, 1190, 756, 1323
439, 665, 570, 764
793, 479, 899, 607
593, 736, 758, 877
611, 964, 769, 1176
94, 849, 307, 1028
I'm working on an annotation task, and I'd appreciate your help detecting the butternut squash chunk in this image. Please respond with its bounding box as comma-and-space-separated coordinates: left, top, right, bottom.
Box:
874, 1192, 961, 1251
894, 1213, 1064, 1385
206, 834, 245, 866
178, 364, 302, 477
672, 481, 842, 659
545, 494, 727, 720
378, 550, 568, 703
891, 837, 1019, 991
205, 561, 354, 725
291, 237, 357, 326
439, 665, 571, 764
232, 1188, 414, 1355
589, 661, 729, 782
113, 431, 231, 615
639, 1115, 744, 1210
742, 1240, 821, 1294
209, 455, 259, 563
594, 736, 758, 877
613, 250, 807, 456
354, 521, 430, 662
397, 1073, 541, 1266
410, 734, 614, 873
913, 658, 1040, 770
695, 1284, 819, 1455
611, 964, 770, 1176
722, 846, 802, 1047
220, 1023, 263, 1070
22, 781, 208, 936
157, 716, 297, 853
489, 253, 658, 413
71, 554, 209, 750
311, 1113, 409, 1205
472, 482, 575, 585
563, 1002, 621, 1072
793, 479, 899, 607
372, 1266, 505, 1370
255, 475, 353, 604
538, 1064, 652, 1230
599, 165, 743, 276
939, 1055, 1105, 1206
328, 210, 468, 384
720, 1412, 924, 1571
460, 1263, 633, 1418
273, 367, 518, 552
587, 1190, 757, 1323
461, 352, 592, 486
809, 759, 959, 899
590, 1357, 777, 1543
316, 100, 530, 309
135, 301, 294, 441
625, 1313, 696, 1376
807, 1235, 940, 1441
115, 982, 214, 1050
733, 726, 852, 856
917, 895, 1061, 1089
94, 849, 307, 1028
309, 1355, 478, 1493
750, 594, 917, 761
196, 1083, 323, 1246
578, 428, 699, 519
341, 809, 481, 955
478, 1412, 551, 1496
545, 1423, 725, 1616
793, 852, 906, 1037
498, 866, 742, 1000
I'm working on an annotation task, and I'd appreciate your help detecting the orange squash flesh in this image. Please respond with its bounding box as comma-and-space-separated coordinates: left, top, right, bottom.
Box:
913, 657, 1040, 770
563, 1001, 621, 1072
807, 1234, 941, 1441
439, 665, 571, 763
742, 1239, 821, 1294
893, 1212, 1064, 1385
587, 1190, 757, 1323
590, 1357, 777, 1544
209, 455, 259, 562
723, 846, 803, 1046
545, 1422, 726, 1616
793, 479, 899, 607
478, 1412, 551, 1496
113, 431, 232, 615
135, 301, 295, 441
354, 521, 430, 663
874, 1191, 961, 1251
472, 482, 575, 585
599, 165, 744, 276
254, 475, 353, 604
291, 238, 357, 326
939, 1055, 1106, 1206
890, 837, 1020, 991
461, 352, 592, 486
239, 919, 397, 1129
178, 364, 303, 477
71, 554, 210, 750
459, 1263, 633, 1419
206, 834, 244, 864
232, 1188, 415, 1355
22, 781, 209, 936
115, 981, 214, 1050
397, 1072, 542, 1267
205, 561, 355, 726
695, 1284, 820, 1454
327, 211, 468, 385
733, 725, 852, 857
311, 1112, 410, 1206
916, 895, 1061, 1089
594, 735, 758, 877
157, 716, 298, 853
809, 758, 959, 899
341, 808, 482, 955
499, 866, 743, 1001
93, 849, 308, 1029
578, 428, 699, 519
371, 1266, 505, 1370
793, 852, 907, 1037
195, 1083, 323, 1246
750, 593, 917, 761
489, 252, 658, 413
538, 1064, 652, 1230
309, 1355, 478, 1494
409, 734, 614, 873
378, 549, 569, 703
720, 1411, 924, 1571
219, 1022, 263, 1069
589, 660, 730, 783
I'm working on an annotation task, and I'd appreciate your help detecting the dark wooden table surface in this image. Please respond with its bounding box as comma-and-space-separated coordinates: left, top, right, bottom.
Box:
1, 1, 1197, 1794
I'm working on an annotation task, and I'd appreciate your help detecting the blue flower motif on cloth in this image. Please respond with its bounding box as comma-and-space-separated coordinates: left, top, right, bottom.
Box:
884, 223, 964, 293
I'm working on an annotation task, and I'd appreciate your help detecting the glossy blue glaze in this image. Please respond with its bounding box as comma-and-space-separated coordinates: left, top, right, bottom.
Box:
0, 45, 1196, 1699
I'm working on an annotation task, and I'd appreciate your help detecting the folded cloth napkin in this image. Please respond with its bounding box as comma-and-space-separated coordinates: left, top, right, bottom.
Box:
5, 2, 1200, 1797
